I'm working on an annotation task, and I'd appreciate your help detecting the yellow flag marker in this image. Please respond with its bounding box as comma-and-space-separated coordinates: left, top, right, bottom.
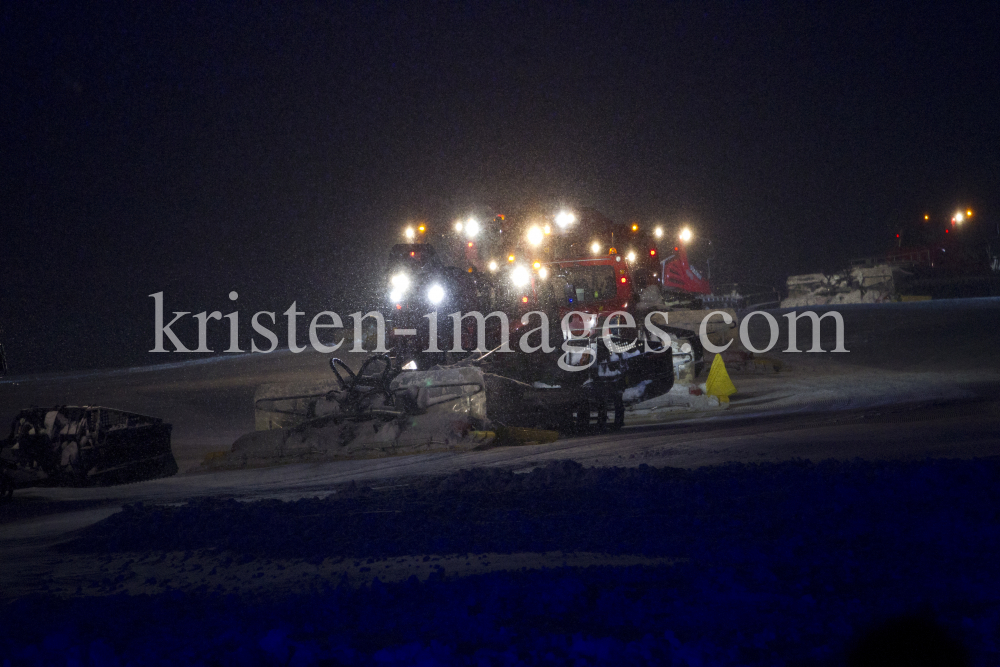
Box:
705, 353, 737, 403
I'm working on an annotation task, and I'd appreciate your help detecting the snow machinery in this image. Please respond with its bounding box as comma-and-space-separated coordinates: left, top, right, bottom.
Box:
243, 206, 739, 460
0, 406, 177, 497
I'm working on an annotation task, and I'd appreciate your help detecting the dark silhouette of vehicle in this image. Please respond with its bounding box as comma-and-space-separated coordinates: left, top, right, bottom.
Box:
0, 406, 176, 499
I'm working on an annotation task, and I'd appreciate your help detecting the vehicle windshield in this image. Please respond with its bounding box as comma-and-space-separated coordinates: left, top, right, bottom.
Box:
540, 263, 618, 306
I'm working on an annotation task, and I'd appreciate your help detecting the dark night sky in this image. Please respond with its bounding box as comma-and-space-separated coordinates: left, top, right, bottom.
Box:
2, 1, 998, 372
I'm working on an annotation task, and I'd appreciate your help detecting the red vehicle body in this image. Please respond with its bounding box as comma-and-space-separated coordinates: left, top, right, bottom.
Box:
659, 242, 712, 295
523, 255, 633, 338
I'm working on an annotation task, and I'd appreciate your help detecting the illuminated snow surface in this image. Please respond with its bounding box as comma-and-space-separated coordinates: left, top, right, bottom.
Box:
1, 300, 999, 664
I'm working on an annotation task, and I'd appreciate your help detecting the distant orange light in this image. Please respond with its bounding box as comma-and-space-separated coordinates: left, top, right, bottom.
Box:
418, 224, 426, 233
468, 241, 474, 247
649, 249, 656, 256
620, 276, 627, 284
396, 304, 402, 310
508, 254, 515, 262
674, 247, 679, 252
521, 296, 529, 303
532, 261, 541, 269
924, 214, 929, 220
410, 251, 415, 257
631, 224, 638, 231
967, 209, 973, 216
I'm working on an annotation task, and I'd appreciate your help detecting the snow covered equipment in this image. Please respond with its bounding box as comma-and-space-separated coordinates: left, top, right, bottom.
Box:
239, 331, 650, 468
237, 356, 491, 465
1, 406, 177, 490
475, 326, 659, 433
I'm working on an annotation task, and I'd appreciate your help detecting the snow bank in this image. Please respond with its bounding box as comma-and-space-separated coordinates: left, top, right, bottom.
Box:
628, 382, 724, 414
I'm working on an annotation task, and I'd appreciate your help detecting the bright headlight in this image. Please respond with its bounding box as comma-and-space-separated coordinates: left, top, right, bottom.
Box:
539, 267, 549, 279
627, 251, 636, 262
389, 273, 410, 303
427, 284, 445, 305
590, 241, 601, 255
390, 273, 410, 291
488, 260, 498, 272
465, 218, 480, 238
510, 266, 530, 288
555, 210, 576, 228
527, 225, 544, 246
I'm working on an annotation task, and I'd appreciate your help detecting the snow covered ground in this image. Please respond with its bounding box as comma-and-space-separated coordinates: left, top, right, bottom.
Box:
1, 299, 998, 664
3, 459, 999, 664
3, 298, 997, 472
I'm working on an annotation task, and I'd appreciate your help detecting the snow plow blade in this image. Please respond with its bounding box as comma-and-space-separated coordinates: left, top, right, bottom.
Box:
0, 406, 177, 493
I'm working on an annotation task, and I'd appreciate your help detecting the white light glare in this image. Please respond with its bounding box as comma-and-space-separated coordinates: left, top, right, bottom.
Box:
590, 241, 601, 254
454, 221, 463, 232
954, 212, 965, 223
627, 251, 636, 262
539, 267, 549, 279
427, 284, 445, 305
488, 260, 498, 272
404, 226, 415, 240
679, 227, 693, 243
465, 218, 481, 238
510, 266, 530, 288
527, 226, 544, 246
654, 226, 663, 239
555, 210, 576, 228
401, 360, 418, 370
389, 273, 410, 303
390, 273, 410, 291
